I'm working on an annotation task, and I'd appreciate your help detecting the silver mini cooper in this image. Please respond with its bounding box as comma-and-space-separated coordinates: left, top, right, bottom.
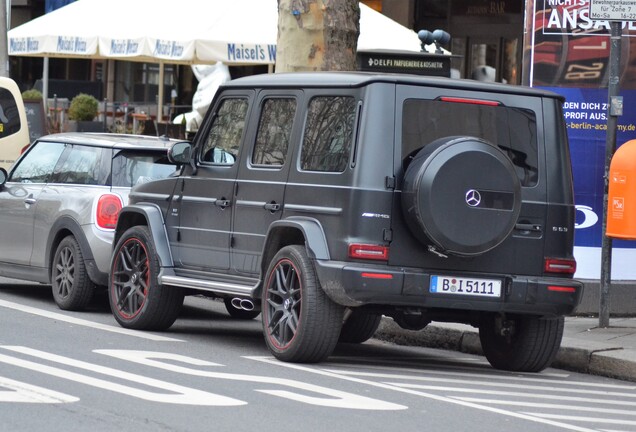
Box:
0, 133, 181, 310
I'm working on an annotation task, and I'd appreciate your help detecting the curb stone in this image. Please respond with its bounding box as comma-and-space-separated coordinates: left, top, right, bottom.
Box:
374, 318, 636, 383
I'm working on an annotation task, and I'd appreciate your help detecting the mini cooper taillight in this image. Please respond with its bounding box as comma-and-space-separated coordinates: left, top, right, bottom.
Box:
348, 244, 389, 261
96, 194, 123, 229
544, 258, 577, 275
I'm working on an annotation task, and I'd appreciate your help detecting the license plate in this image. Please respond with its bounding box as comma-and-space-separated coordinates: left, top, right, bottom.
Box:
430, 275, 502, 298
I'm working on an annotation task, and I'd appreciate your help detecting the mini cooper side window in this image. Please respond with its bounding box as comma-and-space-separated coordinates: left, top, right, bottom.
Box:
301, 96, 356, 172
10, 141, 66, 183
201, 98, 248, 166
55, 145, 104, 185
252, 98, 296, 166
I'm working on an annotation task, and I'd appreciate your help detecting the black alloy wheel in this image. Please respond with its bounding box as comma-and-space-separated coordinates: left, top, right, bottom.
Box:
51, 235, 94, 311
109, 226, 183, 330
262, 245, 343, 363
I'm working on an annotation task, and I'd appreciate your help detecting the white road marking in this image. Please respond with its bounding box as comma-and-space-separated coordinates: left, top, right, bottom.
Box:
247, 356, 600, 432
453, 397, 636, 416
0, 376, 78, 403
0, 346, 242, 406
325, 369, 636, 398
0, 299, 183, 342
524, 413, 636, 427
96, 350, 406, 410
327, 360, 628, 389
385, 383, 636, 407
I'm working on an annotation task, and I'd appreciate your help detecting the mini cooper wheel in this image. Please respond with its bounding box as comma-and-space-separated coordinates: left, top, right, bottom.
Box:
339, 310, 382, 343
51, 235, 95, 311
479, 313, 564, 372
109, 226, 183, 330
262, 245, 343, 363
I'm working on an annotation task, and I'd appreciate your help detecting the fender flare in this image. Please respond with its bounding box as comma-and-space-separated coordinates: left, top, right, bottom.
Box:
45, 215, 96, 281
260, 216, 330, 281
115, 203, 174, 269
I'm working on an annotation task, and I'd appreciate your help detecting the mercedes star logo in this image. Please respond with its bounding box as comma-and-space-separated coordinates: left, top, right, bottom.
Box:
465, 189, 482, 207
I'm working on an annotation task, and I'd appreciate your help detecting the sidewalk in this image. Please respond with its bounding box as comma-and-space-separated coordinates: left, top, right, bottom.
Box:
375, 316, 636, 382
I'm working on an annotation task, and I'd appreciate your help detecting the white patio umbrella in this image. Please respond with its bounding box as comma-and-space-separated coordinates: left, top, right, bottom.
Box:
8, 0, 428, 115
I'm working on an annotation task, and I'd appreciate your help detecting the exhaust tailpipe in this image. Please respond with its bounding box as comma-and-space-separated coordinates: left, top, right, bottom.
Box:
231, 297, 256, 311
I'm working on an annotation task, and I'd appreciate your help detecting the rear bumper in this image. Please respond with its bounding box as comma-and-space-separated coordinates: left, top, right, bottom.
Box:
315, 260, 582, 317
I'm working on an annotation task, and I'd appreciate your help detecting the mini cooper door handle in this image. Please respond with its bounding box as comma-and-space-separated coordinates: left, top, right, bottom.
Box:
24, 197, 37, 205
215, 198, 231, 208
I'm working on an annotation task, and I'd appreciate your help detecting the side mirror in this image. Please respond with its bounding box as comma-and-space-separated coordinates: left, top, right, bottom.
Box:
0, 168, 7, 187
168, 141, 192, 165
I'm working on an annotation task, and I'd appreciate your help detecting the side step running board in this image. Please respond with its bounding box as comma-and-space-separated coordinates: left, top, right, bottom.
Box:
160, 275, 257, 297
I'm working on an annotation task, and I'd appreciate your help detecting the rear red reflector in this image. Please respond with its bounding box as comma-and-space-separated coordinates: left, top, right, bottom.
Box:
548, 286, 577, 293
96, 194, 123, 229
544, 258, 577, 274
348, 244, 389, 261
361, 272, 393, 280
440, 96, 501, 106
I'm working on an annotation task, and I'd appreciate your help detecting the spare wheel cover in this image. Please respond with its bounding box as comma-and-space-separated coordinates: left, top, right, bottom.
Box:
402, 136, 521, 256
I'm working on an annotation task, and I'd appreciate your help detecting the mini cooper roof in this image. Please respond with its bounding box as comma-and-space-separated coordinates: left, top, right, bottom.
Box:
35, 133, 181, 151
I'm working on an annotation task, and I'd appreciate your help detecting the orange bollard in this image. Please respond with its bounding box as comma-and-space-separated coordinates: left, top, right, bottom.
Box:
607, 139, 636, 239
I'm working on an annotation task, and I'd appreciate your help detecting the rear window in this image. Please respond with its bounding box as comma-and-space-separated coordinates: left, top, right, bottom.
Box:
402, 99, 538, 186
111, 151, 177, 187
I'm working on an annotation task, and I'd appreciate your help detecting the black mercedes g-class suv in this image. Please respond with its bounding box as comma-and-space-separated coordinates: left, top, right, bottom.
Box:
109, 72, 582, 372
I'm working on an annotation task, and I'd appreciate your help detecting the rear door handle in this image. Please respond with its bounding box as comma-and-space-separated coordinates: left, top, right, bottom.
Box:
215, 199, 231, 208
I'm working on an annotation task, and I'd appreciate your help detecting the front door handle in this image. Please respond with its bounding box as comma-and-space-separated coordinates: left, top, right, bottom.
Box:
24, 197, 37, 205
264, 202, 280, 212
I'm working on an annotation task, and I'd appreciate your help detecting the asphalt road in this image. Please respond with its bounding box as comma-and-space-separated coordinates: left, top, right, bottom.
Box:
2, 279, 636, 432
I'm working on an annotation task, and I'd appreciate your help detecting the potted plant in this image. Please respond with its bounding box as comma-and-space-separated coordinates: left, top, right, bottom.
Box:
22, 88, 43, 100
68, 93, 103, 132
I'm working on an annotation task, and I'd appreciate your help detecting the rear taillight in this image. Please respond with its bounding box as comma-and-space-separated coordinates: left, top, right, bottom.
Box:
544, 258, 577, 275
96, 194, 123, 229
348, 244, 389, 261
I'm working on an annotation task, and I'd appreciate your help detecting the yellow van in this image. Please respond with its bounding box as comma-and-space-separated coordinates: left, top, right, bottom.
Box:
0, 77, 30, 170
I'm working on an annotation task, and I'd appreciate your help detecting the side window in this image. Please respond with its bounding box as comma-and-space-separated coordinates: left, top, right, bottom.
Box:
252, 98, 296, 166
10, 141, 66, 183
300, 96, 356, 172
55, 145, 104, 185
200, 98, 248, 165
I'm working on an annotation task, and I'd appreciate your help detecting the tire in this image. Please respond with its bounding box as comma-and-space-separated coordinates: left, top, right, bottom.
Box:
224, 298, 260, 320
401, 136, 521, 256
339, 310, 381, 343
479, 314, 565, 372
51, 235, 95, 311
109, 226, 184, 330
262, 245, 344, 363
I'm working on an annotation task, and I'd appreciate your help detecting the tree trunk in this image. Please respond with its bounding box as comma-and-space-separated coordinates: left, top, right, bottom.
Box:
276, 0, 360, 73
